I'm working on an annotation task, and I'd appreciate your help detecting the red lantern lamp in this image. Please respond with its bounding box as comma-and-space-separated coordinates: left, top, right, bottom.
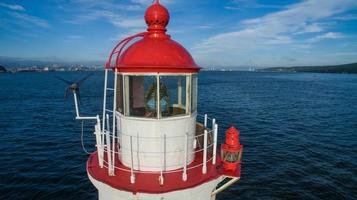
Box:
221, 126, 243, 172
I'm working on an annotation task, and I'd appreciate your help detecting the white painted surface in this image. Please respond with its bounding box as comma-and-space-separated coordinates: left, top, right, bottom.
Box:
116, 112, 197, 171
88, 172, 223, 200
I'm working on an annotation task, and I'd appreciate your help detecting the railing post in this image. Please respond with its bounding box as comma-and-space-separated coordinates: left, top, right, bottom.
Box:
213, 124, 218, 165
202, 129, 208, 174
182, 132, 188, 181
130, 136, 135, 184
204, 114, 208, 128
160, 170, 164, 185
164, 134, 167, 171
105, 114, 112, 167
106, 114, 110, 131
95, 116, 104, 168
106, 129, 113, 175
136, 132, 140, 170
160, 134, 166, 185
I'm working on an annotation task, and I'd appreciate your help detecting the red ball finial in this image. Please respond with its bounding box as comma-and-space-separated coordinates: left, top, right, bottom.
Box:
144, 0, 170, 34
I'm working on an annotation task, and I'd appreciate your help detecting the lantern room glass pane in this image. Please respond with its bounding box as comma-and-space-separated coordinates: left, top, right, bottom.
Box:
221, 151, 240, 163
126, 75, 157, 118
191, 75, 197, 113
160, 76, 188, 117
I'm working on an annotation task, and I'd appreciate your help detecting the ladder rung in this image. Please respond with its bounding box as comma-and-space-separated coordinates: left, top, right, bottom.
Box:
106, 88, 114, 91
105, 109, 113, 113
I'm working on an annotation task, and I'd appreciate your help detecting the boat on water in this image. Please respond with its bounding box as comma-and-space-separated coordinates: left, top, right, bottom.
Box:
68, 1, 243, 199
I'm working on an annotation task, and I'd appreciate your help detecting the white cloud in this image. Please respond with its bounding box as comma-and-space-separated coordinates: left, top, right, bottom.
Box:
307, 32, 344, 43
317, 32, 343, 39
108, 16, 145, 29
225, 0, 283, 10
64, 0, 173, 12
63, 35, 85, 43
67, 35, 84, 39
197, 25, 213, 29
109, 28, 145, 41
295, 23, 324, 34
224, 6, 240, 10
0, 3, 25, 11
334, 14, 357, 21
63, 0, 146, 29
325, 52, 357, 56
130, 0, 152, 6
130, 0, 175, 6
194, 0, 357, 66
9, 12, 49, 28
67, 10, 145, 29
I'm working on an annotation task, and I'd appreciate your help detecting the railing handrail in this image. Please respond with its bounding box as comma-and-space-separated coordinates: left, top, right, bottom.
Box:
197, 113, 213, 121
103, 143, 214, 155
103, 129, 213, 140
101, 155, 214, 174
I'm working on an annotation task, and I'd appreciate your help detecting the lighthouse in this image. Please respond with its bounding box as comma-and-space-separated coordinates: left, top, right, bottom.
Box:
69, 1, 243, 199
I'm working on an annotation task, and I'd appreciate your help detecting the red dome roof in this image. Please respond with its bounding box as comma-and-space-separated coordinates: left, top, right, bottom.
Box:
112, 0, 200, 73
116, 36, 199, 73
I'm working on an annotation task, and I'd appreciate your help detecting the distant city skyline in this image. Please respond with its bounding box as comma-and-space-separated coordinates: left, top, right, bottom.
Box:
1, 0, 357, 68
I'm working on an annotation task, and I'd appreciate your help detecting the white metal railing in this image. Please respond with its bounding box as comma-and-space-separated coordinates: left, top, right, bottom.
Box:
94, 113, 218, 185
101, 150, 215, 173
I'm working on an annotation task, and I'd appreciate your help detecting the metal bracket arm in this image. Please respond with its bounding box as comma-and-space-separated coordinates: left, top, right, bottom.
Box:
72, 91, 98, 121
211, 177, 240, 196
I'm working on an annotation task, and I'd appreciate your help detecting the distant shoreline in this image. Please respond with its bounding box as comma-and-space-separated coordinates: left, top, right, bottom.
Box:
0, 65, 102, 73
259, 62, 357, 74
1, 62, 357, 74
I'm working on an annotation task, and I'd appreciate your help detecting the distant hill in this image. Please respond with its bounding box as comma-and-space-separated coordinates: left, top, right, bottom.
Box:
260, 62, 357, 74
0, 65, 7, 73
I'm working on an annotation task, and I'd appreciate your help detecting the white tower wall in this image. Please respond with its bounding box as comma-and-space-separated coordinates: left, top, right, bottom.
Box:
117, 112, 196, 171
89, 173, 222, 200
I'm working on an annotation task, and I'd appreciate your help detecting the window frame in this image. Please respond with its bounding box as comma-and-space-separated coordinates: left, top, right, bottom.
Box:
118, 72, 197, 120
191, 74, 198, 113
115, 74, 124, 114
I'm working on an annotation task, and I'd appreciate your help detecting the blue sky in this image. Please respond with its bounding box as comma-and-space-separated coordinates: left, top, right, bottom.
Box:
0, 0, 357, 68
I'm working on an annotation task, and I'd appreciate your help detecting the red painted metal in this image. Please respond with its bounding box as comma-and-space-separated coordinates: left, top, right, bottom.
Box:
105, 32, 147, 69
145, 0, 170, 37
87, 151, 241, 194
106, 0, 200, 73
221, 126, 243, 173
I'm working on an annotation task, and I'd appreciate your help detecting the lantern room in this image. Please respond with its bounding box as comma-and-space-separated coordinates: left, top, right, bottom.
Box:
103, 0, 201, 171
113, 74, 199, 171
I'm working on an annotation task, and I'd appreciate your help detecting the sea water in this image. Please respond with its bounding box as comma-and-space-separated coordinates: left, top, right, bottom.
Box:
0, 71, 356, 199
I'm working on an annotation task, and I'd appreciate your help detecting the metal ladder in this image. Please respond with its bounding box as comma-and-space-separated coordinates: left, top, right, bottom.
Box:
102, 68, 118, 175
